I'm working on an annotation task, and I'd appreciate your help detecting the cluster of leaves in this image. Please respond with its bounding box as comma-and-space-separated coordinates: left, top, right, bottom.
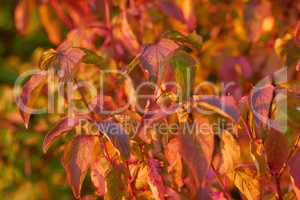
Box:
13, 0, 300, 199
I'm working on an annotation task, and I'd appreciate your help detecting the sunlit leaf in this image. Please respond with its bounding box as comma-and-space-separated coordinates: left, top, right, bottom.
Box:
232, 167, 260, 200
140, 38, 179, 83
220, 130, 241, 174
18, 72, 47, 128
38, 4, 61, 44
38, 41, 85, 79
62, 135, 99, 199
91, 159, 106, 196
194, 95, 240, 122
96, 120, 130, 160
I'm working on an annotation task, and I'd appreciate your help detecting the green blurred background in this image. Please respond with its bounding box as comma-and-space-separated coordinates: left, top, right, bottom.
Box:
0, 1, 73, 199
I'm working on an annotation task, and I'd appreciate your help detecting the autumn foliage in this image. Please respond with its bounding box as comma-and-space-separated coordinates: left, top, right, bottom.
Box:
10, 0, 300, 199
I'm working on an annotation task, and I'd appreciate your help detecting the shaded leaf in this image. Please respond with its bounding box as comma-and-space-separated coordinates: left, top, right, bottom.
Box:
147, 158, 165, 200
178, 122, 209, 193
43, 115, 91, 153
156, 0, 185, 23
220, 56, 253, 83
265, 130, 288, 173
81, 48, 106, 69
164, 138, 183, 189
288, 145, 300, 193
105, 166, 127, 200
96, 120, 130, 160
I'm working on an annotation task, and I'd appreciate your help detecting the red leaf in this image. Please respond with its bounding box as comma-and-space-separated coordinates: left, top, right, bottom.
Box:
265, 130, 288, 173
147, 158, 165, 200
156, 0, 186, 24
62, 135, 99, 199
220, 56, 253, 83
165, 138, 184, 189
178, 124, 209, 194
18, 72, 47, 128
43, 115, 91, 153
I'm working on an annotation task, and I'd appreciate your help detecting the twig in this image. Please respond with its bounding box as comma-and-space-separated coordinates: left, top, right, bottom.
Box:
275, 175, 283, 200
210, 163, 232, 200
278, 135, 300, 177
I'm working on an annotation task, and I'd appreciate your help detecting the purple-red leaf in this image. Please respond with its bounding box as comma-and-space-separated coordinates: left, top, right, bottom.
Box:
288, 140, 300, 193
43, 115, 90, 153
265, 130, 288, 173
156, 0, 186, 24
18, 72, 47, 128
147, 158, 165, 200
178, 123, 210, 194
220, 56, 253, 83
